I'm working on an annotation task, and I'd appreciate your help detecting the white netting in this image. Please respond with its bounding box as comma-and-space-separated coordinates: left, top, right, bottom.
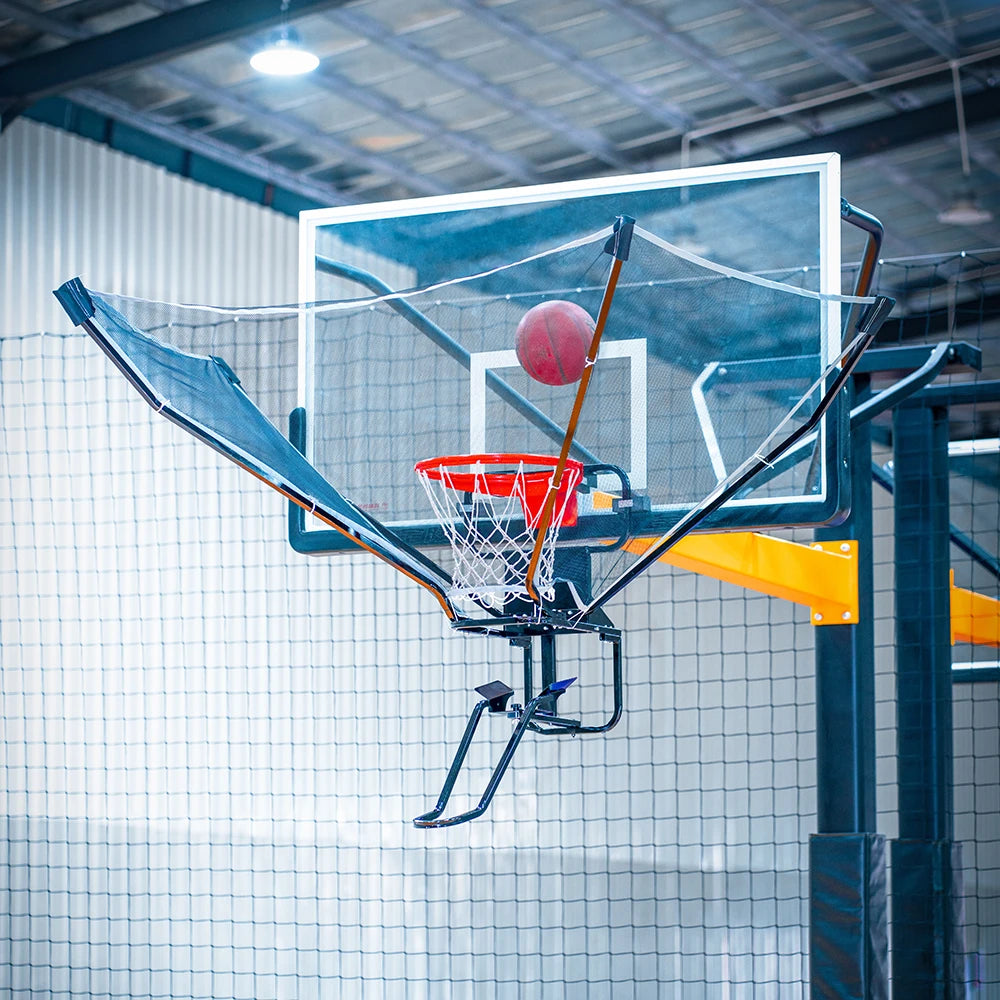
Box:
415, 455, 584, 611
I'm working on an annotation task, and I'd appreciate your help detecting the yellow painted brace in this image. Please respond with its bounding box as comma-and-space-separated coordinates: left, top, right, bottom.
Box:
589, 491, 857, 623
950, 571, 1000, 648
584, 494, 1000, 641
618, 529, 999, 644
621, 533, 859, 625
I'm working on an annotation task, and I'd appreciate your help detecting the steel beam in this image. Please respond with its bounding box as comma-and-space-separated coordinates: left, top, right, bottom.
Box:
760, 85, 1000, 160
865, 0, 959, 60
308, 61, 544, 186
894, 402, 954, 841
735, 0, 916, 112
814, 377, 878, 836
0, 0, 352, 104
807, 365, 888, 1000
951, 580, 1000, 647
67, 87, 350, 207
592, 0, 821, 133
144, 0, 545, 187
616, 531, 859, 624
2, 0, 443, 200
331, 6, 631, 171
449, 0, 739, 159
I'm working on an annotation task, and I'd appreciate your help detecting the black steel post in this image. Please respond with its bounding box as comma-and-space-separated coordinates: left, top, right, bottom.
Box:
814, 376, 878, 835
810, 375, 887, 1000
890, 401, 964, 997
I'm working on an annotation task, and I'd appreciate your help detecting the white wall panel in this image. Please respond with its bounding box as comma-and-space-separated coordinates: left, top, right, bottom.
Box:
0, 119, 298, 336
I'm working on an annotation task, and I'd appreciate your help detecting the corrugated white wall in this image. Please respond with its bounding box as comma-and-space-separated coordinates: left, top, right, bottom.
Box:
0, 119, 298, 335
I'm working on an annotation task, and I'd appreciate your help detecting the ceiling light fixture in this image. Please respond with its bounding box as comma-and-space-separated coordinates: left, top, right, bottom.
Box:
938, 186, 994, 227
250, 1, 319, 77
937, 63, 993, 227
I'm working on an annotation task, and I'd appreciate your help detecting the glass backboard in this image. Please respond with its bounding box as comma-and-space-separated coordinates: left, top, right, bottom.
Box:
297, 154, 847, 553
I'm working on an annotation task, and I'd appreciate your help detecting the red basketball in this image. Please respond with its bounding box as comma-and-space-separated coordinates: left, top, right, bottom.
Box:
515, 300, 595, 386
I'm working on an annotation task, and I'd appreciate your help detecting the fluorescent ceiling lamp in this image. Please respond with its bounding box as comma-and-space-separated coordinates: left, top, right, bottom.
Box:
948, 438, 1000, 458
937, 188, 994, 226
937, 64, 994, 226
250, 26, 319, 76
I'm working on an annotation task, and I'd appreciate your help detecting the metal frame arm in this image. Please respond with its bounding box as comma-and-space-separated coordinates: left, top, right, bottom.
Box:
412, 698, 492, 828
413, 680, 576, 829
583, 293, 895, 616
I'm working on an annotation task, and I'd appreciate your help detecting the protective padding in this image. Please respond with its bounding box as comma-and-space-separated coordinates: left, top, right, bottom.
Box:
809, 833, 888, 1000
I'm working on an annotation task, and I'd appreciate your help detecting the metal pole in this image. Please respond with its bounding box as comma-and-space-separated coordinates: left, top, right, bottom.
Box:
809, 375, 887, 1000
890, 401, 964, 997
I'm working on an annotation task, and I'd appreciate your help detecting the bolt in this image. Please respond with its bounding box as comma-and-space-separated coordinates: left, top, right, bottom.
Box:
842, 611, 852, 621
814, 612, 823, 622
840, 543, 850, 553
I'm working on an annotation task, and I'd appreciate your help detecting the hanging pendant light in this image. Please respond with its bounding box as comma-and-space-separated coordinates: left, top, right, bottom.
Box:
937, 63, 994, 227
938, 186, 993, 227
250, 1, 319, 77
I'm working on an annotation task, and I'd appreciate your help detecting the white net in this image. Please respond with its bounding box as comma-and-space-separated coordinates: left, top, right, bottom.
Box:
415, 455, 584, 611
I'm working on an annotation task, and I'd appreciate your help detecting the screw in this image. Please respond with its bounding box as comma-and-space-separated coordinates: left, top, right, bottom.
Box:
842, 611, 852, 621
814, 612, 823, 622
840, 543, 850, 553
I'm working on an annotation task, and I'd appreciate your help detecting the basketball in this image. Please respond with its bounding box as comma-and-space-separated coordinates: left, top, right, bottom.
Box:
515, 300, 595, 386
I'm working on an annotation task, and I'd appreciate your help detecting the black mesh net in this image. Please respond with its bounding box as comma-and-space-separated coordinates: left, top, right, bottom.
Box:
93, 224, 872, 613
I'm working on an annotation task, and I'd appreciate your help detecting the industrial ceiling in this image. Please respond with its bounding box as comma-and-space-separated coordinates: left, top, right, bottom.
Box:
0, 0, 998, 282
2, 0, 999, 441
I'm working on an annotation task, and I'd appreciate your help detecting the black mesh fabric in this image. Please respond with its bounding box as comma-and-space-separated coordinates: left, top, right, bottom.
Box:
59, 222, 873, 614
67, 284, 453, 607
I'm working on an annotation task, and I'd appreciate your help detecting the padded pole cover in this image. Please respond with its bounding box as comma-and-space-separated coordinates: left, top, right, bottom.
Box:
889, 839, 966, 998
809, 833, 887, 1000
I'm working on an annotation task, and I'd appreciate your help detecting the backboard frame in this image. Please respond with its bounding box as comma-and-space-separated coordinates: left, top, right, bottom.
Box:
294, 153, 849, 556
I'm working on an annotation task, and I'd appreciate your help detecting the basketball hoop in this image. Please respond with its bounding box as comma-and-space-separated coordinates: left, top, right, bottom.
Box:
415, 453, 585, 610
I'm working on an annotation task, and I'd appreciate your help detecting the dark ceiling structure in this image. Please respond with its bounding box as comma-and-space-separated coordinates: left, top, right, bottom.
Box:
2, 1, 1000, 317
0, 0, 997, 241
2, 0, 998, 440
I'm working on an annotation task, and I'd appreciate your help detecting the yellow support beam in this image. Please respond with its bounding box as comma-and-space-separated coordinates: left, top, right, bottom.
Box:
621, 533, 859, 625
951, 572, 1000, 648
593, 492, 999, 642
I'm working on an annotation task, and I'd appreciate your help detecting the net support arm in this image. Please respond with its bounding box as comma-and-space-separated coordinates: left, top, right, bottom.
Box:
583, 292, 896, 617
524, 215, 634, 603
54, 277, 459, 621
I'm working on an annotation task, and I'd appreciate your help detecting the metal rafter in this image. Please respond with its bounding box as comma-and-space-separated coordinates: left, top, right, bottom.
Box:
71, 85, 354, 207
306, 60, 545, 185
865, 0, 958, 60
449, 0, 739, 158
142, 0, 544, 186
870, 156, 1000, 245
153, 65, 448, 196
0, 0, 88, 38
330, 6, 632, 171
591, 0, 822, 134
0, 0, 353, 104
0, 0, 446, 200
866, 1, 994, 90
27, 0, 132, 21
735, 0, 918, 111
